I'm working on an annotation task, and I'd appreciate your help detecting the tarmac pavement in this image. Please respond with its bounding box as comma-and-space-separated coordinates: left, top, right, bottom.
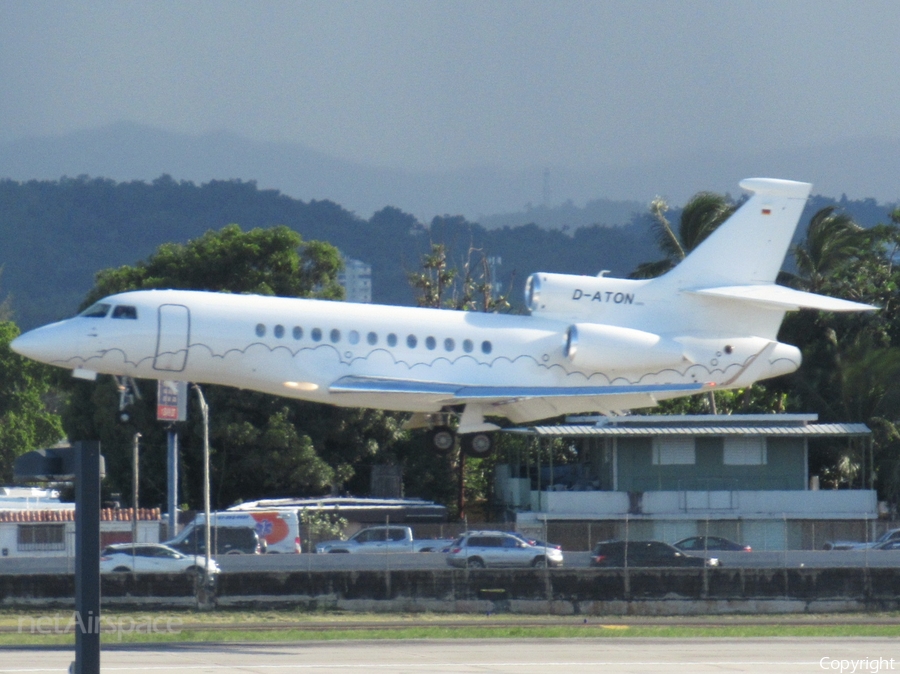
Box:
2, 638, 899, 673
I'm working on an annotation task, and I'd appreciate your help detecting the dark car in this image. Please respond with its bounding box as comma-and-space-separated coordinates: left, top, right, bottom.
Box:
673, 536, 751, 552
590, 540, 719, 567
164, 525, 262, 555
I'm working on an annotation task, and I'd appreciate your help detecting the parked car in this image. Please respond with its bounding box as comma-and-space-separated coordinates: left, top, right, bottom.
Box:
874, 539, 900, 550
673, 536, 751, 552
314, 525, 452, 553
164, 525, 262, 555
99, 543, 220, 574
590, 540, 719, 567
445, 530, 564, 568
823, 527, 900, 550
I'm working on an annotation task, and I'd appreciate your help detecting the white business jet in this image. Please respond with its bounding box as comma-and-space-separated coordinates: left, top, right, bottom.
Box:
12, 178, 874, 456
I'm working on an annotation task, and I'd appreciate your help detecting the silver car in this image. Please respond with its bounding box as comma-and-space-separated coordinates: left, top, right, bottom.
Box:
446, 531, 564, 569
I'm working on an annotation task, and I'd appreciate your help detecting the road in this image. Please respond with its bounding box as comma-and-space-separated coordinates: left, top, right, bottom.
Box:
2, 550, 900, 574
2, 638, 899, 673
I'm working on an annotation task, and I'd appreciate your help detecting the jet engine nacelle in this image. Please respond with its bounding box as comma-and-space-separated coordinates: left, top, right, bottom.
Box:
564, 323, 686, 373
526, 272, 649, 318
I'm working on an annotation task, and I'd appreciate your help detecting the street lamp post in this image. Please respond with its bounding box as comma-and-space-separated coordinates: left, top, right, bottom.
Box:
191, 385, 212, 582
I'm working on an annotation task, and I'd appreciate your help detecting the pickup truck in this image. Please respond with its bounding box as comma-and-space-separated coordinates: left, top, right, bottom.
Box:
314, 525, 452, 553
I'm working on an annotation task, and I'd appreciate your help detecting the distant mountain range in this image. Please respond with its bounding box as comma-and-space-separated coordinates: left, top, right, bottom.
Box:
1, 122, 897, 223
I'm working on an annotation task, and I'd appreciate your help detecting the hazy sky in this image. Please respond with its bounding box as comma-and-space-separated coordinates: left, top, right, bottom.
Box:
3, 0, 900, 177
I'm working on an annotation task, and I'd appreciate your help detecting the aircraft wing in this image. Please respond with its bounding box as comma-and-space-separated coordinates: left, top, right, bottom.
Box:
329, 375, 706, 403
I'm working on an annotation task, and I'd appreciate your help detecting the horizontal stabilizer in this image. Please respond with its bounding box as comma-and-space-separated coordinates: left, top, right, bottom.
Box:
330, 375, 706, 402
689, 285, 876, 313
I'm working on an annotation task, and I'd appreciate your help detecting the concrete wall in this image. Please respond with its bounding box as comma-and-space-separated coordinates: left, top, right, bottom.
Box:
3, 568, 899, 614
531, 489, 877, 519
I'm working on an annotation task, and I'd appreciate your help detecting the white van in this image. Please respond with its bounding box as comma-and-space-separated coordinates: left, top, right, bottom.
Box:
178, 510, 301, 553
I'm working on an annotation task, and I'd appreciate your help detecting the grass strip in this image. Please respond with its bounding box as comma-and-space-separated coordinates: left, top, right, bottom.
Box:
4, 609, 900, 645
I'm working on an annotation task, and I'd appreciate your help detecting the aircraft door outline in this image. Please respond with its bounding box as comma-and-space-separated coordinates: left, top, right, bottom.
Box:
154, 304, 190, 372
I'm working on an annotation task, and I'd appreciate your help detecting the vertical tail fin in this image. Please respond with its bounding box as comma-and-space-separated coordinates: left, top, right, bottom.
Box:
662, 178, 812, 289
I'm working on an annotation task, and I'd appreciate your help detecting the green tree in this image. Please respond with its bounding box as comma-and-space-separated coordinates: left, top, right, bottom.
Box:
782, 206, 868, 295
62, 225, 405, 509
779, 207, 900, 499
401, 238, 518, 518
83, 223, 343, 306
408, 242, 510, 313
629, 192, 737, 279
0, 322, 65, 481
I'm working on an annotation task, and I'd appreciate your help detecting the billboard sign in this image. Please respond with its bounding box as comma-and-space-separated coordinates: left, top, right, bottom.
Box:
156, 380, 188, 422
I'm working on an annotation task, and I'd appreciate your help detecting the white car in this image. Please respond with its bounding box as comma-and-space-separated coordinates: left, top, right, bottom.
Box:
99, 543, 219, 574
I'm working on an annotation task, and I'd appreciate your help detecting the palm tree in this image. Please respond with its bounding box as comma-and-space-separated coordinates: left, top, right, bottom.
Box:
780, 206, 866, 294
629, 192, 736, 279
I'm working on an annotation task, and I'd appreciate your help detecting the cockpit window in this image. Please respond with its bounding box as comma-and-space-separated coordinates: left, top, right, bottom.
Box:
79, 303, 111, 318
111, 305, 137, 319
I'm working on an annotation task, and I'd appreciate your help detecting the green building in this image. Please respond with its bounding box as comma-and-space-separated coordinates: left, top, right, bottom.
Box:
497, 415, 876, 551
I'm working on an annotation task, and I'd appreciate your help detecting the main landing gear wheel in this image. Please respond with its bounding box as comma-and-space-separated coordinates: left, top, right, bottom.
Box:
461, 432, 494, 458
427, 426, 456, 454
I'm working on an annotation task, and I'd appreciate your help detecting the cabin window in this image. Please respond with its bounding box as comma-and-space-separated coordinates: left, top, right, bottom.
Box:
274, 325, 285, 339
652, 437, 696, 465
311, 328, 322, 342
367, 331, 378, 345
80, 303, 111, 318
387, 333, 398, 347
111, 305, 137, 319
463, 339, 474, 353
255, 323, 266, 337
348, 330, 360, 345
425, 336, 436, 350
293, 326, 303, 340
444, 338, 455, 352
330, 329, 341, 343
724, 437, 767, 465
406, 334, 417, 349
481, 340, 493, 354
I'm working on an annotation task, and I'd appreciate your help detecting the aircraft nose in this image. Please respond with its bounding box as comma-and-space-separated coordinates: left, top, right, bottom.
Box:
11, 324, 70, 364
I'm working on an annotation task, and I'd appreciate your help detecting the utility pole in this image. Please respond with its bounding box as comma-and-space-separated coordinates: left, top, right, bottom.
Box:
131, 433, 141, 563
192, 385, 212, 584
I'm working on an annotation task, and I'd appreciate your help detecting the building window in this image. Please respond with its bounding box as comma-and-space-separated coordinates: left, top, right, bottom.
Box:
17, 524, 66, 552
724, 437, 767, 465
652, 437, 696, 465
